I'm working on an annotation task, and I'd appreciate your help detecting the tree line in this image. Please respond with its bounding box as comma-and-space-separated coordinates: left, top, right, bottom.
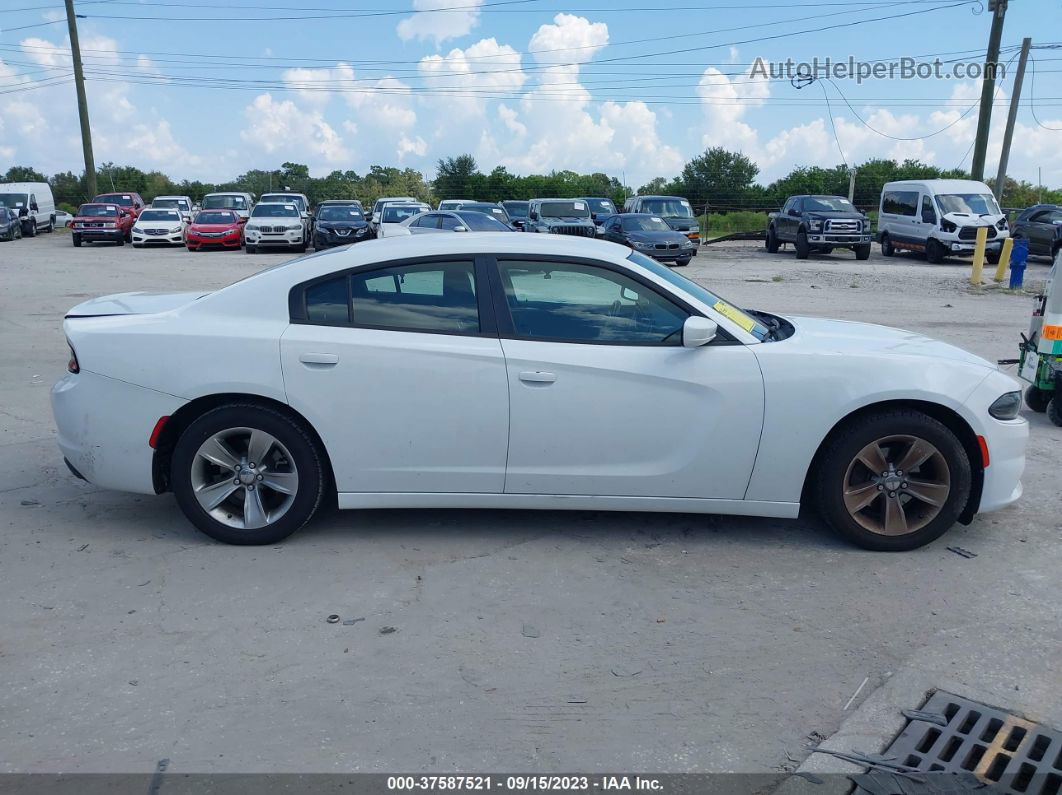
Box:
4, 149, 1056, 216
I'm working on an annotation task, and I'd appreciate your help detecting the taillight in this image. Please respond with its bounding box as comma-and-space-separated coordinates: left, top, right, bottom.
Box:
67, 341, 79, 374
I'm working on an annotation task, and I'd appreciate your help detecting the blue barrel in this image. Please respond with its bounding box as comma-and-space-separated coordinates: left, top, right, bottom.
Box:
1010, 238, 1029, 289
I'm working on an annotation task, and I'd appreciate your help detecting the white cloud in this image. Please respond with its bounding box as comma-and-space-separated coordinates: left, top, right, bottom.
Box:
240, 93, 349, 164
397, 0, 484, 45
397, 134, 428, 159
527, 13, 608, 65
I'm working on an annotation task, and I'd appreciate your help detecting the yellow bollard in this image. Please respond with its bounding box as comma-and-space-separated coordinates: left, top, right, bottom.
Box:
994, 237, 1013, 282
971, 226, 988, 285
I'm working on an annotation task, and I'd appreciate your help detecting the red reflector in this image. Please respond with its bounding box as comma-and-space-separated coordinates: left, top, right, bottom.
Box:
148, 416, 170, 449
976, 435, 990, 468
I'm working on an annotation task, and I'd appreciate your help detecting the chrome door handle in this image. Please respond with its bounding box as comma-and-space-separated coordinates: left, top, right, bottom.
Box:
299, 352, 339, 366
519, 371, 556, 384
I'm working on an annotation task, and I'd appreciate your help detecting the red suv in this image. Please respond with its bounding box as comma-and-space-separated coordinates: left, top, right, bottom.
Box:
71, 203, 135, 246
92, 192, 146, 219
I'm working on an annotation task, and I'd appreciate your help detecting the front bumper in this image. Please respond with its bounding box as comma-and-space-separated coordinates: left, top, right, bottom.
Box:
314, 230, 368, 248
808, 233, 872, 245
246, 228, 305, 248
946, 239, 1005, 253
73, 227, 124, 242
132, 230, 185, 245
187, 231, 242, 248
964, 374, 1028, 514
51, 370, 186, 495
635, 246, 696, 261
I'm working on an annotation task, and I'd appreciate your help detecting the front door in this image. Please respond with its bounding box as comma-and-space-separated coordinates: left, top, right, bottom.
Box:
281, 258, 509, 493
491, 257, 764, 499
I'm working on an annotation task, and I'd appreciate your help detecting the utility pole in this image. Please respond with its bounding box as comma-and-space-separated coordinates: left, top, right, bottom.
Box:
993, 37, 1031, 203
847, 168, 857, 202
970, 0, 1008, 181
64, 0, 96, 198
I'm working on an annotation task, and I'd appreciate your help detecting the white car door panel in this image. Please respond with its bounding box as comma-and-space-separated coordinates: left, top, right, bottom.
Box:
282, 326, 509, 493
500, 340, 764, 498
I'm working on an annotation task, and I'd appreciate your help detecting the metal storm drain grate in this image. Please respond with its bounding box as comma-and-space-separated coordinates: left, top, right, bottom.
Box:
881, 691, 1062, 794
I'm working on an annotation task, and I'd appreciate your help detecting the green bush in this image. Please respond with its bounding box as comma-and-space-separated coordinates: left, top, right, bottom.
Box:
699, 211, 769, 237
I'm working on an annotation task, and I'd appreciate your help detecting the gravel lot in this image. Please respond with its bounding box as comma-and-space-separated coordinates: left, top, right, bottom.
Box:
1, 231, 1059, 775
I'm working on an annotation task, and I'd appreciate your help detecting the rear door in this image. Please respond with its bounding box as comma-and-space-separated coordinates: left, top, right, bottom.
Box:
489, 255, 764, 499
281, 256, 509, 493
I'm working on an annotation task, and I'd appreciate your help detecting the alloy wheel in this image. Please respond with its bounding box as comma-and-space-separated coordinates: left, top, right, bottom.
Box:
842, 434, 951, 536
190, 427, 299, 529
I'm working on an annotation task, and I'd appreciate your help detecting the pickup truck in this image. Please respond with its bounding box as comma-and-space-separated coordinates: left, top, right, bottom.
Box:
766, 195, 872, 260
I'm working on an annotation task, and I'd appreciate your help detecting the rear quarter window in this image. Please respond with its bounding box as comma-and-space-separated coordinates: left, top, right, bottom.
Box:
882, 191, 919, 216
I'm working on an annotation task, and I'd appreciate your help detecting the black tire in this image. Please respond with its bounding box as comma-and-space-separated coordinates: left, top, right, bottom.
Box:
295, 242, 307, 253
675, 256, 691, 267
854, 244, 871, 261
1025, 385, 1050, 413
45, 216, 55, 232
72, 235, 81, 247
133, 243, 143, 248
766, 226, 780, 253
986, 249, 1001, 266
171, 403, 326, 545
26, 220, 37, 237
814, 409, 972, 551
1048, 397, 1062, 427
116, 236, 124, 246
926, 238, 945, 264
881, 233, 894, 257
795, 231, 810, 259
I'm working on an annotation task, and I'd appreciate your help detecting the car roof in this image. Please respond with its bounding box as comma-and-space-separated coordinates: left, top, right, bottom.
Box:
631, 195, 686, 200
883, 179, 993, 193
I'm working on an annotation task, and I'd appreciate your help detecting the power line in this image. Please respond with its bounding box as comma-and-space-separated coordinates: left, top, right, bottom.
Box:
1028, 54, 1062, 131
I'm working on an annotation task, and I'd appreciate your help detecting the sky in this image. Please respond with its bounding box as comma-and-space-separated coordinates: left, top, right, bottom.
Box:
0, 0, 1059, 191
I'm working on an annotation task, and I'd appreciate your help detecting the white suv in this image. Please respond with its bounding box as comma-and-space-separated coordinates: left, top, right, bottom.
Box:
878, 179, 1009, 264
245, 203, 306, 253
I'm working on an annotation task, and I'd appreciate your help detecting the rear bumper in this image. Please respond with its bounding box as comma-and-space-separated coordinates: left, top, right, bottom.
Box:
51, 370, 186, 495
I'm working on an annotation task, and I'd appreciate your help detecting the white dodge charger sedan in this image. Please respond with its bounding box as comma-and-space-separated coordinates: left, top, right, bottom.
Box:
51, 234, 1027, 550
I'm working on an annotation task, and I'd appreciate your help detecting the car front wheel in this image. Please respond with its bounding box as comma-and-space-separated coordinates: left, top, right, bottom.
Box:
766, 226, 779, 253
815, 410, 971, 551
795, 231, 810, 259
171, 404, 325, 544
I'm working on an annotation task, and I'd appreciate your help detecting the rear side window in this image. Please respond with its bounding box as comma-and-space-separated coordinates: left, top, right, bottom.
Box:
300, 261, 479, 334
882, 191, 919, 216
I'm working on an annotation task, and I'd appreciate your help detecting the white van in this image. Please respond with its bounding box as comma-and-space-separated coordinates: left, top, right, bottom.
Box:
878, 179, 1009, 264
0, 182, 56, 236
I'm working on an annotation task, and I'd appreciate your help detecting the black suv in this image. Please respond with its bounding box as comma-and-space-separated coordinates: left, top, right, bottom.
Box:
526, 198, 597, 237
766, 195, 871, 260
1011, 204, 1062, 259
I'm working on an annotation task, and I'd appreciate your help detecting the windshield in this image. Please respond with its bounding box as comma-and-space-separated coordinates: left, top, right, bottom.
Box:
319, 206, 364, 222
458, 204, 509, 222
640, 198, 693, 218
251, 204, 299, 218
203, 195, 248, 210
502, 201, 528, 219
0, 192, 29, 209
95, 194, 134, 206
456, 212, 511, 231
438, 200, 467, 209
153, 199, 189, 211
195, 211, 238, 224
382, 205, 422, 223
261, 194, 306, 211
586, 198, 616, 215
935, 193, 1001, 216
539, 200, 590, 218
77, 204, 118, 217
138, 210, 181, 222
804, 196, 854, 212
627, 251, 769, 341
622, 216, 670, 232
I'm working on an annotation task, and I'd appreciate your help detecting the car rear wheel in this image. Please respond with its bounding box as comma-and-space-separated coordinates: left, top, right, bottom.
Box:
795, 231, 810, 259
171, 404, 325, 545
880, 234, 894, 257
815, 410, 971, 551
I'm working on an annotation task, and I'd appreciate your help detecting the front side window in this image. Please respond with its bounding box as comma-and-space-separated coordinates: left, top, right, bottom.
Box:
456, 212, 510, 231
920, 196, 936, 224
382, 206, 421, 223
497, 260, 687, 345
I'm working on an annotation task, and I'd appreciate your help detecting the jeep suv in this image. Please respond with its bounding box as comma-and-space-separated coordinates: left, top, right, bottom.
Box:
525, 199, 597, 237
767, 195, 872, 260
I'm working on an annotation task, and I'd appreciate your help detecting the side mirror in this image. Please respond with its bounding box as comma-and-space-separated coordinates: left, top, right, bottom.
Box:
682, 316, 718, 348
787, 208, 799, 217
453, 225, 468, 232
372, 213, 380, 223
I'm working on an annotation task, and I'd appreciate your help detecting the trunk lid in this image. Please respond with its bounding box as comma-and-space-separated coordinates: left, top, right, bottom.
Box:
65, 291, 207, 318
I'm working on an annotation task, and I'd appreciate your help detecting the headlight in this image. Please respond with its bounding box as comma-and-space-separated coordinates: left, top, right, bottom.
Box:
996, 218, 1008, 231
682, 239, 694, 247
634, 241, 653, 248
246, 224, 259, 231
940, 219, 957, 233
808, 219, 822, 231
225, 228, 238, 235
988, 391, 1022, 420
286, 224, 301, 231
355, 228, 366, 235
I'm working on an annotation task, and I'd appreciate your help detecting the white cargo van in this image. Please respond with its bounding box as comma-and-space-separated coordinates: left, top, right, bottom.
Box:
0, 182, 56, 236
878, 179, 1009, 264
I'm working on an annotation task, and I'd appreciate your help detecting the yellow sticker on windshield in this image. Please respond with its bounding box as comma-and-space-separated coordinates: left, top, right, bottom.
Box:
713, 300, 757, 333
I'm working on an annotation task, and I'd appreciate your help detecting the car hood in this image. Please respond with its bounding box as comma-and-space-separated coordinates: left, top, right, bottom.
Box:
942, 212, 1004, 226
318, 221, 367, 230
785, 315, 993, 369
189, 223, 239, 232
804, 211, 865, 220
661, 217, 698, 230
73, 216, 119, 223
627, 230, 691, 244
66, 291, 206, 318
